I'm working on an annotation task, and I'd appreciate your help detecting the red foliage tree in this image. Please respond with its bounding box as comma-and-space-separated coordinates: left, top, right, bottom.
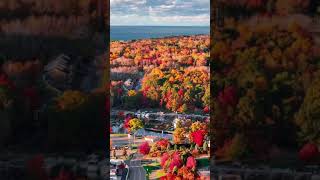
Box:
299, 143, 320, 162
160, 153, 170, 168
118, 163, 125, 169
191, 130, 206, 146
0, 73, 15, 90
124, 116, 131, 132
246, 0, 265, 9
218, 86, 238, 107
139, 142, 151, 155
203, 106, 209, 113
54, 169, 74, 180
156, 139, 170, 149
118, 111, 124, 117
186, 156, 197, 169
178, 89, 184, 96
169, 154, 182, 172
23, 86, 40, 109
160, 173, 177, 180
117, 88, 123, 95
27, 154, 48, 180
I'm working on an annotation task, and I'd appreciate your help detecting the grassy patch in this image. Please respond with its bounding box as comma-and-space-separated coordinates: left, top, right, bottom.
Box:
143, 165, 161, 174
147, 162, 160, 167
143, 162, 161, 171
155, 170, 166, 178
131, 144, 138, 149
150, 169, 166, 179
144, 162, 162, 180
197, 158, 210, 168
110, 134, 127, 137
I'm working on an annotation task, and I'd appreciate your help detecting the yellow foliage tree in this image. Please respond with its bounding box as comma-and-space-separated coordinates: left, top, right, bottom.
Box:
55, 90, 88, 111
173, 127, 187, 144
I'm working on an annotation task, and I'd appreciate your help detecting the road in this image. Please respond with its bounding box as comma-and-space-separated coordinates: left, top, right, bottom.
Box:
127, 154, 146, 180
111, 109, 209, 119
110, 135, 146, 147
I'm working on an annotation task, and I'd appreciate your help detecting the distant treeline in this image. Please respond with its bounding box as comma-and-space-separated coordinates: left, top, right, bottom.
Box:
0, 0, 107, 36
0, 34, 99, 62
0, 0, 94, 18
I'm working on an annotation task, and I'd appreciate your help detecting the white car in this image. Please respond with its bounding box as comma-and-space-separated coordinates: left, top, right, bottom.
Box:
110, 174, 118, 180
87, 155, 99, 173
110, 169, 116, 176
98, 159, 109, 177
110, 159, 124, 166
145, 113, 150, 118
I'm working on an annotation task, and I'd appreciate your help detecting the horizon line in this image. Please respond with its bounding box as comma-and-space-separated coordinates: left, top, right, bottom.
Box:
110, 25, 210, 27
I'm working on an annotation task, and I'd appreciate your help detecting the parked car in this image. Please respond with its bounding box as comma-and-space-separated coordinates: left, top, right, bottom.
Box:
87, 160, 98, 173
98, 159, 108, 178
87, 154, 99, 173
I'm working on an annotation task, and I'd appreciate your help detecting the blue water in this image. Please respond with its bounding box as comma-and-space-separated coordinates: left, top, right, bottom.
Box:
110, 26, 209, 41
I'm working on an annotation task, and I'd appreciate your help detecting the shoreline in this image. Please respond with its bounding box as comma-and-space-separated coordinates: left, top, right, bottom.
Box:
110, 33, 209, 42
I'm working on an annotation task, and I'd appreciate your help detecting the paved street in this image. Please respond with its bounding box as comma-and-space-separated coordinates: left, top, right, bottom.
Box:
111, 136, 146, 147
111, 109, 209, 119
128, 154, 146, 180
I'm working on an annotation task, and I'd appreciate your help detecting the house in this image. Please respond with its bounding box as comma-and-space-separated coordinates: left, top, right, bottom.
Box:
44, 54, 72, 90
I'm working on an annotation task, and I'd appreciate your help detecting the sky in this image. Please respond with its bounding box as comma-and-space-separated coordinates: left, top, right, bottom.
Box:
110, 0, 210, 26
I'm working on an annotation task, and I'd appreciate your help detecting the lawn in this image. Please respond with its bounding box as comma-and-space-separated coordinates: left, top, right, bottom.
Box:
143, 162, 161, 171
143, 162, 162, 179
197, 158, 210, 168
149, 169, 166, 180
131, 144, 138, 149
110, 134, 127, 137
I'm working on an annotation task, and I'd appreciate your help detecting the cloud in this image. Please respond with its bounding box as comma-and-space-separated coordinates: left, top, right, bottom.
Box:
151, 14, 209, 24
111, 0, 146, 6
111, 0, 210, 26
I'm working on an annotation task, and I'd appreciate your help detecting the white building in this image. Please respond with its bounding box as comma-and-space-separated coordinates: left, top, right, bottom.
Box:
173, 118, 180, 129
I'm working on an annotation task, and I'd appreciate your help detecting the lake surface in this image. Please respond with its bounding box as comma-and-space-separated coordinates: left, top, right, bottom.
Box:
110, 26, 209, 41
